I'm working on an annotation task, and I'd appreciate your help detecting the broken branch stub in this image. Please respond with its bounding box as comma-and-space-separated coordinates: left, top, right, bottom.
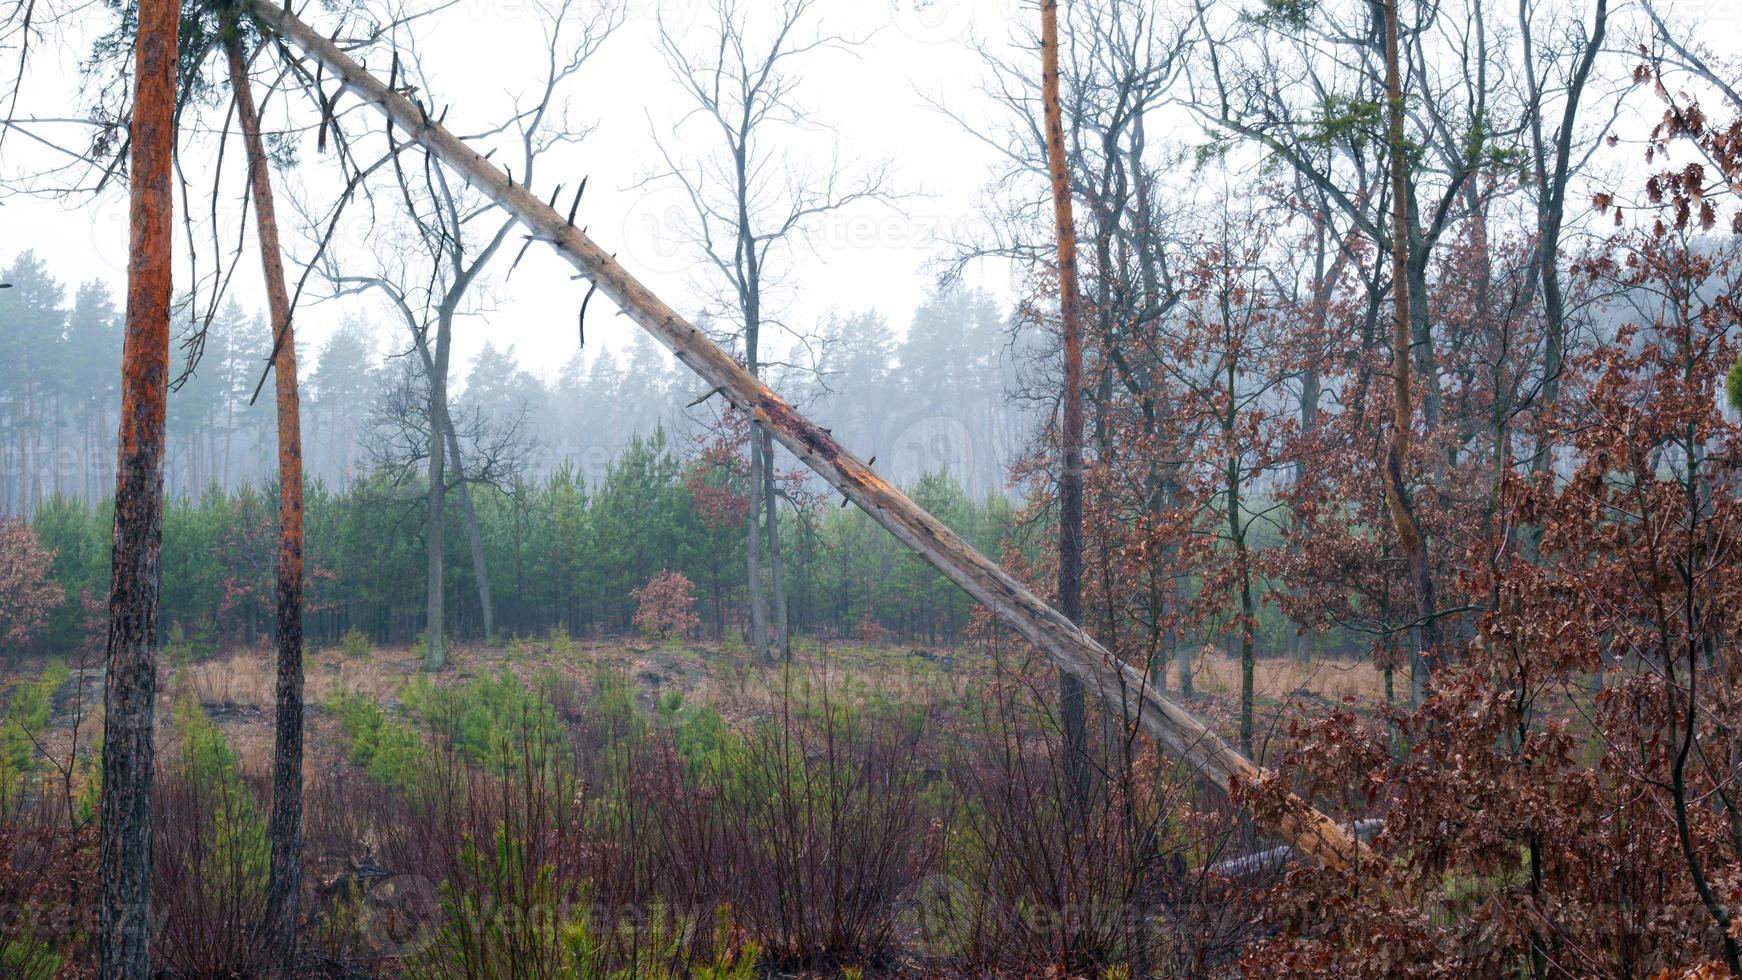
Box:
250, 0, 1368, 872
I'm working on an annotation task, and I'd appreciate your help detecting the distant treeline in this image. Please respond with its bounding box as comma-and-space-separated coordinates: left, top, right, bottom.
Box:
0, 249, 1040, 516
26, 431, 1025, 655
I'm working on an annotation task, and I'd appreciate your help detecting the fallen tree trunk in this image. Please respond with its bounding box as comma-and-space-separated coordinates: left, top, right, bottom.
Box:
1209, 818, 1386, 883
250, 0, 1368, 872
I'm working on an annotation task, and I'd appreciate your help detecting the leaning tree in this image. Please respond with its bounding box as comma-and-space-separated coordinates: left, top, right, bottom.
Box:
249, 0, 1369, 871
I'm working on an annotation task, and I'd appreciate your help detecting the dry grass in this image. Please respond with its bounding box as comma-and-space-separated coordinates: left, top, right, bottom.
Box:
182, 652, 275, 710
1190, 649, 1389, 703
8, 638, 1394, 804
305, 649, 422, 706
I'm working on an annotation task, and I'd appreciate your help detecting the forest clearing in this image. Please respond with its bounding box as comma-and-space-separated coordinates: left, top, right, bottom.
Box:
0, 633, 1398, 977
3, 0, 1742, 975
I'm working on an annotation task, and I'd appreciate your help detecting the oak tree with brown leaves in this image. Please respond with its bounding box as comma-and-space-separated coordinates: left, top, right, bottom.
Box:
0, 519, 62, 650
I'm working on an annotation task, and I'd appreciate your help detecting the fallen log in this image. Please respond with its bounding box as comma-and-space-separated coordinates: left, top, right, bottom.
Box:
250, 0, 1369, 872
1209, 819, 1385, 882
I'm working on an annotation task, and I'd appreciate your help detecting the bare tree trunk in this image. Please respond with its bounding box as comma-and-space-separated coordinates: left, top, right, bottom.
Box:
224, 29, 305, 962
450, 441, 494, 642
1041, 0, 1091, 810
424, 314, 452, 670
1380, 0, 1438, 701
745, 426, 771, 662
222, 378, 234, 490
22, 381, 36, 516
49, 396, 62, 501
1523, 0, 1608, 467
1292, 362, 1318, 664
764, 430, 789, 660
738, 129, 780, 664
257, 0, 1368, 869
412, 330, 495, 643
99, 1, 177, 975
1175, 570, 1196, 697
1293, 214, 1327, 663
1228, 377, 1255, 757
81, 411, 92, 504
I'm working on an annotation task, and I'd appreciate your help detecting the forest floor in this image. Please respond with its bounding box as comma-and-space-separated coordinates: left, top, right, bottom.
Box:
14, 634, 1393, 787
0, 637, 1400, 976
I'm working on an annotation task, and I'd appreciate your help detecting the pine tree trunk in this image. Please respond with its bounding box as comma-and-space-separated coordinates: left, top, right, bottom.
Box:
254, 0, 1369, 870
224, 28, 306, 964
1040, 0, 1090, 809
21, 380, 34, 516
99, 1, 177, 974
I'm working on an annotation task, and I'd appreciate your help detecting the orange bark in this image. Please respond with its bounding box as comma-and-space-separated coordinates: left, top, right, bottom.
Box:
1040, 0, 1090, 805
223, 26, 306, 961
99, 0, 179, 975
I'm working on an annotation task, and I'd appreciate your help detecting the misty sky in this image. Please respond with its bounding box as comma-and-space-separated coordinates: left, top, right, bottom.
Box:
1, 0, 1036, 397
2, 0, 1738, 400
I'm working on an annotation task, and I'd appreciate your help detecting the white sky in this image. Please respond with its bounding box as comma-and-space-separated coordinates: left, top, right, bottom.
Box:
1, 0, 1738, 396
0, 0, 1030, 392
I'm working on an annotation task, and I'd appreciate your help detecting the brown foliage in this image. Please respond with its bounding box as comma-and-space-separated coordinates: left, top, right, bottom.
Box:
0, 519, 62, 650
632, 570, 701, 641
1245, 199, 1742, 977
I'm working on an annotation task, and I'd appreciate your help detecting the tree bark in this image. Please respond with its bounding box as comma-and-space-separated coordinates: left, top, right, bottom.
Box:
1292, 212, 1329, 663
1040, 0, 1091, 810
1228, 359, 1255, 757
224, 27, 306, 963
410, 328, 495, 642
1380, 0, 1439, 700
764, 429, 790, 661
99, 0, 178, 975
424, 314, 451, 670
745, 425, 771, 662
737, 130, 781, 665
1175, 572, 1196, 696
450, 438, 494, 642
255, 0, 1368, 870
